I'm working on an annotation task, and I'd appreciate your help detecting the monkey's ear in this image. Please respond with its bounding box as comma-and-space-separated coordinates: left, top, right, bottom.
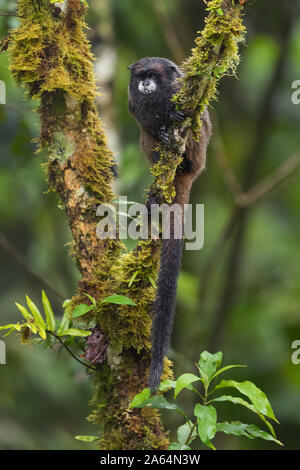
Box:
169, 64, 183, 77
127, 62, 137, 71
168, 64, 180, 73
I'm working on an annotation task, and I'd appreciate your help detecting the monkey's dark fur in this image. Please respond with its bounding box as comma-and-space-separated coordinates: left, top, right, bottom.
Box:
128, 57, 212, 392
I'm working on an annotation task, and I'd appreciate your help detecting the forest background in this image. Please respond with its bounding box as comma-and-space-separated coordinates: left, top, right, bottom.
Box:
0, 0, 299, 450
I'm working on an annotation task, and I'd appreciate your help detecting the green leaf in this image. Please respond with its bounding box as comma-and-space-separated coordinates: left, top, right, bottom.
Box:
42, 290, 56, 332
210, 364, 246, 382
168, 443, 191, 450
72, 304, 94, 318
174, 373, 200, 398
148, 276, 157, 288
217, 8, 224, 16
217, 421, 254, 439
28, 323, 37, 334
216, 421, 282, 446
101, 294, 137, 306
177, 421, 197, 446
58, 328, 91, 337
37, 326, 47, 340
131, 395, 187, 418
128, 271, 139, 287
62, 299, 71, 308
197, 351, 223, 384
75, 435, 99, 442
211, 395, 276, 437
216, 380, 278, 422
15, 303, 33, 321
0, 323, 22, 332
159, 379, 176, 392
82, 293, 97, 307
211, 394, 259, 415
194, 404, 217, 450
242, 424, 283, 446
57, 305, 72, 335
129, 388, 151, 408
26, 295, 46, 330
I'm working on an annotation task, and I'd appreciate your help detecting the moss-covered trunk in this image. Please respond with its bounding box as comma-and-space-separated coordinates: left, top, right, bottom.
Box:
9, 0, 247, 450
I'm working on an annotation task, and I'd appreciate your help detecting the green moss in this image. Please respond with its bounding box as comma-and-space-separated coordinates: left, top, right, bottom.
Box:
48, 131, 76, 162
174, 0, 245, 120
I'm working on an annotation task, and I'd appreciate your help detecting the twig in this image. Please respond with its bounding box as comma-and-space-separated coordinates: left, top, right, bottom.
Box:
153, 0, 185, 64
213, 117, 300, 208
237, 154, 300, 207
212, 118, 243, 199
0, 12, 22, 18
47, 330, 96, 371
198, 207, 240, 305
0, 232, 65, 301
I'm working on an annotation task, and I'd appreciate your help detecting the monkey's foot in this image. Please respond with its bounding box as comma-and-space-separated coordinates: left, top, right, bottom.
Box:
151, 151, 160, 164
158, 126, 170, 145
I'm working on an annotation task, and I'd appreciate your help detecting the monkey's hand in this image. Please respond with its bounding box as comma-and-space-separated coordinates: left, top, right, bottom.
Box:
170, 109, 185, 122
158, 126, 170, 145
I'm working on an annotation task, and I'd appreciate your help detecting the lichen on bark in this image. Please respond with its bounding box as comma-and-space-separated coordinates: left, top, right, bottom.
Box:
8, 0, 248, 450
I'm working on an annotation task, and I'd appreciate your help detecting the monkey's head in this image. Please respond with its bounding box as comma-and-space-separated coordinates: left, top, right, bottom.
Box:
128, 57, 182, 98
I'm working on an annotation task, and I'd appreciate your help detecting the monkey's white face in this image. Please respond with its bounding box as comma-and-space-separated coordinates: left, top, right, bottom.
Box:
138, 78, 157, 94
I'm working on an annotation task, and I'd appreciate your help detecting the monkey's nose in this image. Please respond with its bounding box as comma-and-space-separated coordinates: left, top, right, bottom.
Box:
144, 79, 151, 87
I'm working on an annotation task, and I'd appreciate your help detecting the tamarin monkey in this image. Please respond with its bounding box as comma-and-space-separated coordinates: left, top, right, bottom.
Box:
128, 57, 212, 391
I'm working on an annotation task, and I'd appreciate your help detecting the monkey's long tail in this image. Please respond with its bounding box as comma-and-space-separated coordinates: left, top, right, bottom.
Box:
149, 236, 183, 392
148, 170, 195, 392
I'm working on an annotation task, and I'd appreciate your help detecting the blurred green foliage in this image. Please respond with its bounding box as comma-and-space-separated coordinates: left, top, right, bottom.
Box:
0, 0, 300, 450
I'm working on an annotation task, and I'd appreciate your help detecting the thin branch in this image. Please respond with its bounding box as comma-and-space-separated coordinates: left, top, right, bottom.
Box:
0, 232, 65, 301
0, 12, 22, 17
212, 118, 243, 199
198, 207, 240, 305
153, 0, 186, 64
47, 330, 96, 371
237, 154, 300, 207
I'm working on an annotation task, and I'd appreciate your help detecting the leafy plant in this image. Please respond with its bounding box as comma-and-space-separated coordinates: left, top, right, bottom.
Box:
0, 290, 91, 342
0, 290, 136, 368
129, 351, 282, 450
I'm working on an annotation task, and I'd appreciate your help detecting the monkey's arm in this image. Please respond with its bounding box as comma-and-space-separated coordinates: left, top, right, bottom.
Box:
140, 108, 211, 177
